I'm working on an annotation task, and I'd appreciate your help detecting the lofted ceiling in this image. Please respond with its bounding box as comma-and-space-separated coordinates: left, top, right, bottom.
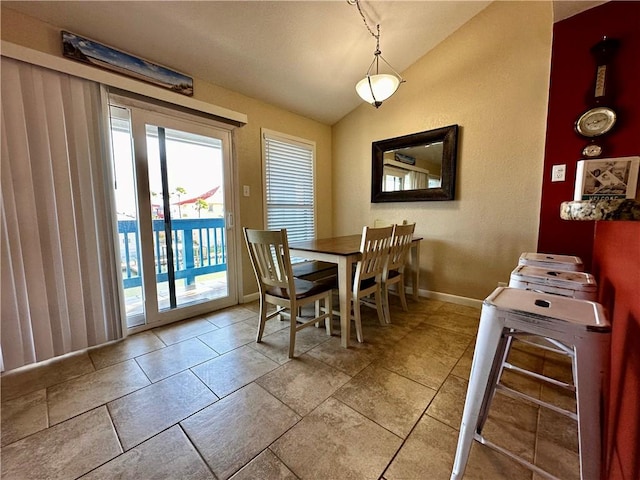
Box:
3, 1, 606, 125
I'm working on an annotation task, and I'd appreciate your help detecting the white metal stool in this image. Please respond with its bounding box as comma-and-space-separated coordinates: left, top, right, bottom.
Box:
451, 287, 610, 480
509, 265, 597, 301
518, 252, 585, 272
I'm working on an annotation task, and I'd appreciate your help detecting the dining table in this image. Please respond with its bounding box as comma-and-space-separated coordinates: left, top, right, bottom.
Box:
289, 234, 422, 347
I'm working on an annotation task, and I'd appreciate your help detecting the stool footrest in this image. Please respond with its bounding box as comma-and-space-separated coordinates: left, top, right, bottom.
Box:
502, 362, 576, 392
510, 334, 573, 356
473, 433, 561, 480
496, 384, 578, 420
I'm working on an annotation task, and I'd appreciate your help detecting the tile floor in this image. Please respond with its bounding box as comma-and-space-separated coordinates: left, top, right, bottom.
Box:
1, 297, 579, 480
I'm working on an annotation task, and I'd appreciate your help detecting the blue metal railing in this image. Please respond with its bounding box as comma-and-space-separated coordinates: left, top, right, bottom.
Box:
118, 218, 227, 289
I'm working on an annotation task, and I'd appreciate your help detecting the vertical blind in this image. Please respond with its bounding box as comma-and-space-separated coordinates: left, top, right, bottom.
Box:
1, 58, 122, 371
263, 131, 315, 243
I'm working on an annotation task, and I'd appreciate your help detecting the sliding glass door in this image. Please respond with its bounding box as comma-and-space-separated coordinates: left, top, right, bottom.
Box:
109, 99, 237, 328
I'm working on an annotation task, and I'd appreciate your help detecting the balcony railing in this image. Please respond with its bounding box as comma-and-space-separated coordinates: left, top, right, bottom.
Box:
118, 217, 227, 289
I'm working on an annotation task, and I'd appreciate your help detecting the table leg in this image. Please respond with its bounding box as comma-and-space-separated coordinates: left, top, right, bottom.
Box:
411, 241, 421, 301
337, 256, 352, 348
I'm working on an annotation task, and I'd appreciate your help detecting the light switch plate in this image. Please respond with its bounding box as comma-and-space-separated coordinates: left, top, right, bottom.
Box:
552, 164, 566, 182
243, 185, 250, 197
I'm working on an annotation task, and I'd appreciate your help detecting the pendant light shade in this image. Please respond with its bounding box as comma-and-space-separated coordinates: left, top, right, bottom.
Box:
355, 73, 401, 107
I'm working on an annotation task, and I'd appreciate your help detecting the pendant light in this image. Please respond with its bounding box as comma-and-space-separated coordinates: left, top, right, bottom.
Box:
351, 0, 405, 108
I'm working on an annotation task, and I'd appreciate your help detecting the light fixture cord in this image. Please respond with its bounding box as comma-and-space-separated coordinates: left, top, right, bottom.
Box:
350, 0, 382, 73
351, 0, 378, 42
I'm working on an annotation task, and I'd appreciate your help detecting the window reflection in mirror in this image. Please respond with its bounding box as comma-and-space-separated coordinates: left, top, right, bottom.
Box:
372, 125, 458, 202
382, 142, 444, 192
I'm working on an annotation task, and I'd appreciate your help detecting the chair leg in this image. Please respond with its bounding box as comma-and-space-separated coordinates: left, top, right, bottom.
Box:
257, 299, 267, 342
397, 278, 408, 311
317, 295, 333, 336
353, 298, 364, 343
382, 283, 392, 324
288, 317, 297, 359
374, 288, 386, 326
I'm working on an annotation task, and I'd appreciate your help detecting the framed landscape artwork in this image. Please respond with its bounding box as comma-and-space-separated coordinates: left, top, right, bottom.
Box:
62, 31, 193, 96
574, 156, 640, 201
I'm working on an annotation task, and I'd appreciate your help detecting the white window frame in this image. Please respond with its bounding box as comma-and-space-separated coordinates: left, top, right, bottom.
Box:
261, 128, 316, 243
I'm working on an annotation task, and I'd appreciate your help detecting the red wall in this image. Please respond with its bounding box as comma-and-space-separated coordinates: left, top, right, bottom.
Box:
592, 222, 640, 480
537, 1, 640, 270
539, 3, 640, 479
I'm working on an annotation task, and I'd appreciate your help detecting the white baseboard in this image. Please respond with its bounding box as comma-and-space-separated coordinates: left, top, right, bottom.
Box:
242, 292, 260, 304
409, 287, 483, 309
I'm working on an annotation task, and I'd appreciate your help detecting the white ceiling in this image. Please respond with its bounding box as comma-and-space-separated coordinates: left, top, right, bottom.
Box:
3, 1, 605, 125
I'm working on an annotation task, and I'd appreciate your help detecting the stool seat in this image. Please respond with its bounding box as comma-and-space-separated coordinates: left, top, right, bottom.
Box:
451, 287, 610, 480
509, 265, 597, 300
518, 252, 584, 271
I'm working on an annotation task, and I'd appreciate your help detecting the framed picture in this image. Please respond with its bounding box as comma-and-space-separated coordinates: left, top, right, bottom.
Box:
574, 156, 640, 201
62, 31, 193, 96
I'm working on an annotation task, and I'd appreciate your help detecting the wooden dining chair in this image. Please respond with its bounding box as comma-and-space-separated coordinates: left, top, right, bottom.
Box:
243, 227, 333, 358
382, 222, 416, 323
351, 225, 394, 342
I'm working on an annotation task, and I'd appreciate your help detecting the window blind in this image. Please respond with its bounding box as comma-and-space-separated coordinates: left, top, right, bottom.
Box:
263, 131, 315, 243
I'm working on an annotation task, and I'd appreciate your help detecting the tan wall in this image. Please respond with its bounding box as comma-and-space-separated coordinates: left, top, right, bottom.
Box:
332, 1, 553, 301
1, 7, 333, 300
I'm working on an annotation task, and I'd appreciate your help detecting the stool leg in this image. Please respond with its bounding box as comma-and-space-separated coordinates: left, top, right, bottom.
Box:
574, 333, 611, 480
451, 310, 506, 480
476, 332, 511, 434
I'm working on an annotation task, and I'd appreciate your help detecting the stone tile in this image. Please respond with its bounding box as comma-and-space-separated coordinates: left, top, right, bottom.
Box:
0, 406, 121, 480
256, 354, 350, 416
534, 408, 579, 480
463, 441, 534, 479
378, 325, 473, 389
135, 337, 217, 382
198, 321, 259, 354
421, 311, 480, 337
500, 345, 545, 400
108, 370, 217, 450
1, 389, 48, 446
540, 351, 576, 413
206, 306, 256, 328
80, 426, 214, 479
48, 359, 150, 425
426, 374, 468, 430
385, 414, 532, 480
181, 383, 300, 480
89, 331, 165, 370
378, 347, 460, 391
427, 375, 538, 462
192, 346, 279, 398
229, 449, 298, 480
450, 342, 474, 380
334, 364, 436, 438
242, 313, 289, 336
411, 297, 446, 314
385, 414, 459, 479
408, 322, 474, 357
271, 397, 402, 479
153, 317, 218, 345
307, 335, 375, 376
1, 351, 95, 401
437, 302, 482, 319
248, 324, 331, 364
357, 321, 412, 352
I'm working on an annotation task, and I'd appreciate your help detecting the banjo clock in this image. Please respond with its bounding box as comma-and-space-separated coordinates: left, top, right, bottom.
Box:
575, 36, 620, 158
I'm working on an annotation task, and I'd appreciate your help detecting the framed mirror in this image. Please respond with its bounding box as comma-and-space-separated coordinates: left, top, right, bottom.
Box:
371, 125, 459, 202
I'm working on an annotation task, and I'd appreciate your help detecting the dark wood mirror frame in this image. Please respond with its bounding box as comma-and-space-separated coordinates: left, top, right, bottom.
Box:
371, 124, 459, 202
